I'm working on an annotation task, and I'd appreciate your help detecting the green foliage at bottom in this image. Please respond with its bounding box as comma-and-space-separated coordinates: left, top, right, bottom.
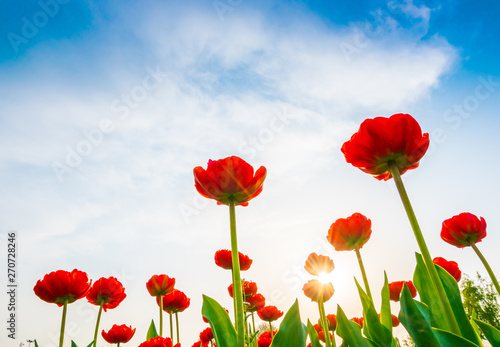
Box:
202, 295, 237, 347
271, 299, 307, 347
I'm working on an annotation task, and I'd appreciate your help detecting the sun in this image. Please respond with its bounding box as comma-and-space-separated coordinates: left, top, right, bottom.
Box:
317, 272, 333, 284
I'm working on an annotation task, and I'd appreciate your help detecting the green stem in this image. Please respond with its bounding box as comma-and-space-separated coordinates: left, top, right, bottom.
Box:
229, 198, 245, 347
251, 313, 256, 339
354, 245, 373, 301
59, 301, 68, 347
117, 343, 121, 347
388, 161, 460, 335
169, 312, 173, 342
92, 304, 104, 347
318, 297, 334, 347
269, 322, 274, 339
470, 243, 500, 296
175, 312, 180, 344
159, 295, 163, 337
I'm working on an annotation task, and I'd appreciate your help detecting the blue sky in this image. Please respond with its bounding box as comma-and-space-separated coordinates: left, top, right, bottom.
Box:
1, 0, 499, 346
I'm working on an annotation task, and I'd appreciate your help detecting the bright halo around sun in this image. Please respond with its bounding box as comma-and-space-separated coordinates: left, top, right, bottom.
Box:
317, 272, 333, 284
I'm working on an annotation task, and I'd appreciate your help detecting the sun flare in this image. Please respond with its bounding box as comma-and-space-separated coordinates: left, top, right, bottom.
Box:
317, 272, 332, 284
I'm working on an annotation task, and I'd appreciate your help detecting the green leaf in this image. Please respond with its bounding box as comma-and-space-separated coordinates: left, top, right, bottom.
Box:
434, 262, 481, 344
71, 341, 78, 347
307, 319, 323, 347
474, 319, 500, 347
336, 305, 370, 347
86, 342, 93, 347
354, 278, 393, 347
433, 328, 480, 347
146, 319, 158, 341
34, 340, 39, 347
379, 272, 393, 332
270, 299, 307, 347
398, 284, 440, 347
202, 295, 237, 347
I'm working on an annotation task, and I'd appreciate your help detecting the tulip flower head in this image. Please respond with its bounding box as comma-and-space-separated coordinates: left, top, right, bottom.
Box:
257, 305, 284, 322
193, 156, 267, 206
86, 277, 126, 311
214, 249, 253, 271
138, 336, 176, 347
441, 212, 487, 248
302, 279, 335, 303
433, 257, 462, 282
102, 324, 136, 344
318, 314, 337, 331
33, 269, 91, 306
341, 113, 430, 181
388, 280, 417, 302
327, 213, 372, 251
228, 280, 258, 300
245, 293, 266, 312
304, 253, 335, 276
199, 327, 214, 343
146, 274, 175, 297
350, 317, 364, 328
157, 289, 190, 313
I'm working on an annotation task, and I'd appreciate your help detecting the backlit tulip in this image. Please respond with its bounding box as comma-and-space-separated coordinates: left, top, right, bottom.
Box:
87, 277, 126, 311
341, 113, 430, 180
327, 213, 372, 251
193, 156, 266, 206
146, 275, 175, 297
302, 279, 335, 303
102, 324, 136, 344
318, 314, 337, 331
441, 212, 487, 248
214, 249, 253, 271
388, 280, 417, 302
156, 289, 191, 313
433, 257, 461, 282
304, 253, 335, 276
34, 269, 91, 306
257, 305, 283, 322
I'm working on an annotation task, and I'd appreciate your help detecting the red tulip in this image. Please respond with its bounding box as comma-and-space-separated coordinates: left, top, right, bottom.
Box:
193, 156, 267, 206
199, 327, 214, 343
377, 313, 400, 327
388, 280, 417, 302
350, 317, 364, 328
304, 253, 335, 276
33, 269, 91, 306
302, 279, 335, 303
86, 277, 126, 311
156, 289, 190, 313
341, 113, 430, 180
433, 257, 462, 282
228, 280, 257, 300
318, 314, 337, 331
146, 275, 175, 297
214, 249, 253, 271
312, 323, 333, 342
257, 306, 283, 322
327, 213, 372, 251
138, 336, 175, 347
441, 212, 487, 248
245, 293, 266, 312
101, 324, 136, 344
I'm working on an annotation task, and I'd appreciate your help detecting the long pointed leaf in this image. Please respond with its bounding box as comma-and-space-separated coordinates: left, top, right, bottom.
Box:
336, 305, 370, 347
473, 319, 500, 347
270, 299, 307, 347
146, 319, 158, 340
307, 320, 323, 347
202, 295, 237, 347
398, 284, 440, 347
433, 328, 480, 347
380, 272, 392, 332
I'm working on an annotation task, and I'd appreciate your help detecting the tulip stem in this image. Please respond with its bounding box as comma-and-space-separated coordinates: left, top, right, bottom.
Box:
175, 312, 180, 344
354, 245, 373, 301
159, 295, 163, 336
169, 312, 173, 341
470, 243, 500, 296
318, 297, 334, 347
92, 304, 104, 347
59, 301, 68, 347
229, 198, 245, 347
269, 322, 274, 339
388, 161, 460, 335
